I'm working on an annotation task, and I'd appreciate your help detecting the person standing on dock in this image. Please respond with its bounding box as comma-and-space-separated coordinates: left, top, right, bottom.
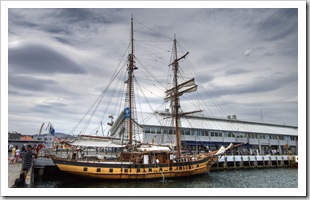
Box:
21, 145, 33, 180
9, 146, 16, 164
14, 146, 20, 163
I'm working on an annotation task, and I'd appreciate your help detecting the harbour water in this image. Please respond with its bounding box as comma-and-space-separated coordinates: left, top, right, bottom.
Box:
33, 167, 297, 188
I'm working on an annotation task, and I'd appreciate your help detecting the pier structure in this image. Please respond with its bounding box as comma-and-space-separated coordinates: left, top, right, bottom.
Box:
212, 155, 296, 171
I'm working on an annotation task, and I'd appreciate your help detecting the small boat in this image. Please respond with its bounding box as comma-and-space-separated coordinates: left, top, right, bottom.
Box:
46, 16, 243, 180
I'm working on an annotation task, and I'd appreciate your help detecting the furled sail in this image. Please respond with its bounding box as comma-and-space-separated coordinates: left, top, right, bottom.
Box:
164, 78, 198, 101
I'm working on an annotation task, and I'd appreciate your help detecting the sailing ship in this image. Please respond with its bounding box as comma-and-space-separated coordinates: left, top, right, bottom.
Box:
46, 16, 243, 179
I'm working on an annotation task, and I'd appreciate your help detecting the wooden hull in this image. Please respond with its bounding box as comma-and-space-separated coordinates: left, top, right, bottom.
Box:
52, 156, 218, 179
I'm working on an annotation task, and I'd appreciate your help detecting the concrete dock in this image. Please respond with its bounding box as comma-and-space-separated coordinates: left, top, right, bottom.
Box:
8, 162, 32, 188
8, 163, 22, 188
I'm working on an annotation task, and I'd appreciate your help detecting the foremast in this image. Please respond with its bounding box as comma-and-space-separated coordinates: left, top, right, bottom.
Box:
126, 15, 137, 146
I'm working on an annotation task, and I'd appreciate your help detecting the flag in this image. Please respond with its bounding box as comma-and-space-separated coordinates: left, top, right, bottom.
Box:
124, 107, 130, 119
49, 124, 55, 136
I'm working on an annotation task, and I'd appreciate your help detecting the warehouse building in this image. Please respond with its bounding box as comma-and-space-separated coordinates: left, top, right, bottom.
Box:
137, 112, 298, 155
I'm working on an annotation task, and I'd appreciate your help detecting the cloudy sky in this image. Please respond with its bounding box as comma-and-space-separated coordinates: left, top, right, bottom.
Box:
5, 3, 301, 135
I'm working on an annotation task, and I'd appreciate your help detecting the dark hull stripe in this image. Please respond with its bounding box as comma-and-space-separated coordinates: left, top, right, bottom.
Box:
52, 157, 209, 168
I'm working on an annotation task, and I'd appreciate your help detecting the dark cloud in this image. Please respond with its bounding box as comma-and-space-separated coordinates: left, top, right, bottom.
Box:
9, 75, 57, 92
9, 43, 86, 75
255, 9, 298, 42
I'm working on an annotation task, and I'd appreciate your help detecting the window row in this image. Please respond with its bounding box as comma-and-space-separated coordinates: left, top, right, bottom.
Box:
144, 127, 297, 141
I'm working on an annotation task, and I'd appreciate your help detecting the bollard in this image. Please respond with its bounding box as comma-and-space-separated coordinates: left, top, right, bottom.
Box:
263, 156, 265, 167
38, 167, 44, 185
269, 156, 272, 167
223, 156, 227, 169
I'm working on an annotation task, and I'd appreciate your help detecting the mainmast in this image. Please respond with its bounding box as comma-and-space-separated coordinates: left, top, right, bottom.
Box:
166, 35, 199, 158
172, 36, 181, 158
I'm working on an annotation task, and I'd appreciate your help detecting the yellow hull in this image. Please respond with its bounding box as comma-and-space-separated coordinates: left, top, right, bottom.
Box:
53, 157, 218, 179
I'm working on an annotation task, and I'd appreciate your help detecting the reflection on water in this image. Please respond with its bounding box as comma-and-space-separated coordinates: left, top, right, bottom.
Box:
33, 168, 297, 188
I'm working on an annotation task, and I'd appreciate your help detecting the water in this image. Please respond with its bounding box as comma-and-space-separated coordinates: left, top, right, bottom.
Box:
33, 168, 297, 188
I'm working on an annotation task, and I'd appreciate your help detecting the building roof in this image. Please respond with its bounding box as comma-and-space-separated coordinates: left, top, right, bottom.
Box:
19, 136, 33, 141
137, 112, 298, 136
8, 132, 21, 140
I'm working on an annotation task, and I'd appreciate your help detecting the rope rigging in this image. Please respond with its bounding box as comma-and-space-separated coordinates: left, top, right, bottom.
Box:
70, 17, 228, 141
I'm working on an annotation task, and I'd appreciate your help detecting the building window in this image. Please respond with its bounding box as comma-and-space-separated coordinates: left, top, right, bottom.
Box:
83, 167, 88, 172
270, 135, 278, 140
237, 133, 246, 138
228, 132, 235, 138
109, 169, 113, 173
96, 168, 101, 172
210, 131, 222, 137
145, 127, 150, 134
184, 130, 190, 135
258, 134, 265, 139
202, 131, 209, 136
150, 127, 156, 134
197, 130, 201, 136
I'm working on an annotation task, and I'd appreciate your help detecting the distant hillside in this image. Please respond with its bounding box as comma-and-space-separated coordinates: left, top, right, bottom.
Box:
35, 132, 76, 139
54, 132, 76, 139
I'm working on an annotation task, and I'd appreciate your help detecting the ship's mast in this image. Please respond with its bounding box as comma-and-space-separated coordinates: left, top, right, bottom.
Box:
168, 35, 192, 158
128, 15, 135, 145
172, 35, 181, 158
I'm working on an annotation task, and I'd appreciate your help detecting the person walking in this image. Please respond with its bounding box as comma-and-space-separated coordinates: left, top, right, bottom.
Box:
22, 145, 33, 181
14, 146, 20, 163
10, 146, 16, 164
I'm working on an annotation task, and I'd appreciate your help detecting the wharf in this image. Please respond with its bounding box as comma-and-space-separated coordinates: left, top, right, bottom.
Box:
211, 155, 296, 171
8, 157, 53, 188
8, 163, 22, 187
8, 162, 32, 188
